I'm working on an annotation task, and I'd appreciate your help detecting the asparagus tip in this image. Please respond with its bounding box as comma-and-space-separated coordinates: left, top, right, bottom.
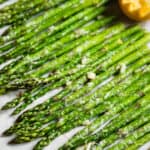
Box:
11, 111, 18, 116
8, 138, 21, 144
2, 130, 12, 136
0, 105, 9, 111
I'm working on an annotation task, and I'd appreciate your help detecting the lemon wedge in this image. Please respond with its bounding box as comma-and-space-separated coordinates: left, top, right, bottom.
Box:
119, 0, 150, 21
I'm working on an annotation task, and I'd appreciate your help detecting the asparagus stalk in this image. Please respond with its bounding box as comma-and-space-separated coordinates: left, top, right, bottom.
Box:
32, 30, 150, 77
32, 88, 150, 150
4, 58, 150, 137
1, 0, 109, 43
13, 46, 150, 121
0, 0, 46, 20
0, 25, 145, 110
0, 2, 150, 149
91, 94, 150, 143
33, 59, 149, 116
2, 1, 91, 44
0, 0, 43, 12
8, 23, 125, 75
5, 46, 150, 137
60, 83, 150, 150
0, 41, 15, 54
0, 10, 110, 65
92, 110, 150, 150
14, 64, 150, 124
0, 23, 125, 90
1, 21, 127, 109
0, 0, 7, 4
2, 45, 150, 117
9, 72, 150, 143
13, 45, 150, 124
0, 5, 106, 55
126, 133, 150, 150
108, 122, 150, 150
0, 2, 79, 44
13, 108, 150, 145
1, 25, 141, 110
0, 7, 107, 76
8, 30, 143, 90
48, 33, 149, 107
0, 0, 66, 26
0, 22, 118, 92
9, 26, 144, 88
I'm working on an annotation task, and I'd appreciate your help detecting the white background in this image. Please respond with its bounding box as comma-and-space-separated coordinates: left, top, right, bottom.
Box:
0, 1, 150, 150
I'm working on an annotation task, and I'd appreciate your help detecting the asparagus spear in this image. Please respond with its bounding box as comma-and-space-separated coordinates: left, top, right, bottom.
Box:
5, 45, 150, 137
13, 45, 150, 122
1, 25, 142, 111
4, 55, 150, 137
48, 34, 149, 107
92, 110, 150, 150
8, 30, 142, 89
0, 25, 145, 108
5, 50, 150, 150
12, 45, 150, 120
1, 0, 109, 43
9, 72, 150, 143
0, 41, 15, 54
0, 5, 106, 54
1, 21, 126, 108
12, 108, 150, 145
0, 0, 46, 21
32, 89, 150, 150
0, 23, 125, 90
60, 83, 150, 150
0, 22, 118, 92
0, 7, 107, 76
90, 94, 150, 144
0, 10, 110, 65
13, 42, 148, 115
126, 133, 150, 150
0, 0, 7, 4
108, 122, 150, 150
14, 62, 150, 122
26, 30, 148, 79
8, 23, 125, 75
0, 3, 150, 149
1, 1, 90, 45
0, 0, 43, 12
2, 43, 150, 116
0, 0, 66, 26
9, 26, 144, 88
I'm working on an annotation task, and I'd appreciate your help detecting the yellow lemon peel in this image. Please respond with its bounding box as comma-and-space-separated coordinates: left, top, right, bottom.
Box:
119, 0, 150, 21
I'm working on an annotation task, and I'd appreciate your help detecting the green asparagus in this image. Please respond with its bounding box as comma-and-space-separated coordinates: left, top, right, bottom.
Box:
126, 133, 150, 150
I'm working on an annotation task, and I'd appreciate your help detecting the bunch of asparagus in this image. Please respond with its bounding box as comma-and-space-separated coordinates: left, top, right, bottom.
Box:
0, 0, 150, 150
